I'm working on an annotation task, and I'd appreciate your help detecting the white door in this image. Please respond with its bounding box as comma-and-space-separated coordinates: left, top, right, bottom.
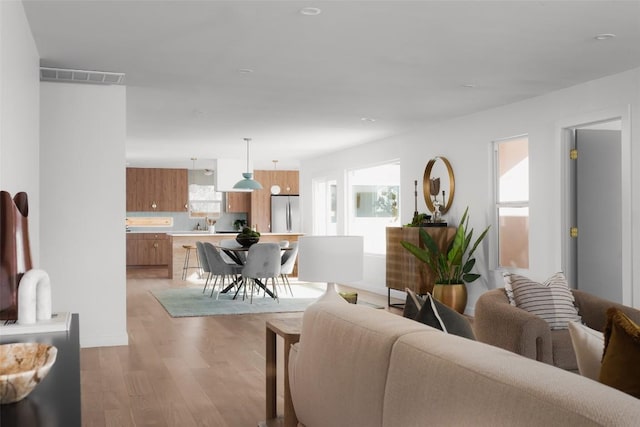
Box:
574, 128, 622, 302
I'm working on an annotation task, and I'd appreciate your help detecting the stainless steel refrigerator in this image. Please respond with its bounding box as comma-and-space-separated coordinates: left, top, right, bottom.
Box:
271, 195, 300, 233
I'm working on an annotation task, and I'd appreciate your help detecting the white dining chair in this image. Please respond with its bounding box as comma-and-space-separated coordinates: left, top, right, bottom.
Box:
242, 243, 281, 303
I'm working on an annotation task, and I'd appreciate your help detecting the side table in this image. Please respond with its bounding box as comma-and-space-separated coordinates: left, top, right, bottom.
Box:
262, 316, 302, 427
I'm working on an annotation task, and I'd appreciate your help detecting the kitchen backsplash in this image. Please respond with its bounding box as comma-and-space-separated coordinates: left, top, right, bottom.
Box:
126, 211, 247, 233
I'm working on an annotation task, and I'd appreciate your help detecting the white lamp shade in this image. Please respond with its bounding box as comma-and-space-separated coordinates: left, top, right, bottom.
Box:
298, 236, 363, 284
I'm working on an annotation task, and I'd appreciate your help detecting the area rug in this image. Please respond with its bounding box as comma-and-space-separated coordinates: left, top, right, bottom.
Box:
151, 284, 383, 317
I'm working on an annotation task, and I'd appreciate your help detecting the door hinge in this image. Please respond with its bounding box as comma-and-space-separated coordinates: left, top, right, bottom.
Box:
570, 149, 578, 160
570, 227, 578, 238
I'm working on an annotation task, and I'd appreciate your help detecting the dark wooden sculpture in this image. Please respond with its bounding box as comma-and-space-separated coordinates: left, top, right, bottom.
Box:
1, 191, 33, 320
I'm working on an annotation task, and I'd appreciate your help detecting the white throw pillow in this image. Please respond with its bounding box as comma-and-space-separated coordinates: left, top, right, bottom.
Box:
509, 272, 581, 330
568, 321, 604, 381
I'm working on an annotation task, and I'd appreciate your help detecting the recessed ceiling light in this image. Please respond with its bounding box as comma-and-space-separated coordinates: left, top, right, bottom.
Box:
300, 7, 322, 16
238, 68, 254, 73
361, 117, 376, 122
461, 84, 476, 88
594, 33, 616, 40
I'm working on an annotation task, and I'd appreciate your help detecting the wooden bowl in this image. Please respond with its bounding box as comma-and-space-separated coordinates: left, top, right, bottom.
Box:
0, 343, 57, 403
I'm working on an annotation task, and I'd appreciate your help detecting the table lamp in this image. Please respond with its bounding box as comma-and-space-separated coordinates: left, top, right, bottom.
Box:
298, 236, 363, 302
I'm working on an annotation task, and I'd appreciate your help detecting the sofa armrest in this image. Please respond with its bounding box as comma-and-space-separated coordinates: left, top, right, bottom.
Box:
474, 288, 553, 364
572, 289, 640, 332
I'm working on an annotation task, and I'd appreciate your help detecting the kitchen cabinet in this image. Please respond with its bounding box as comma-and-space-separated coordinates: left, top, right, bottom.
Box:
126, 168, 188, 212
126, 233, 170, 266
226, 191, 251, 213
251, 170, 299, 232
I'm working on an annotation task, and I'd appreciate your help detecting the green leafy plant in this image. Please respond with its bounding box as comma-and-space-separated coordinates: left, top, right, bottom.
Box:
233, 219, 247, 230
238, 226, 260, 238
400, 207, 489, 284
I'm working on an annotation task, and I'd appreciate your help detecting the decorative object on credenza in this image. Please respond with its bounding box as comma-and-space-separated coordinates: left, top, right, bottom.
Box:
1, 191, 33, 320
406, 212, 432, 227
400, 207, 489, 313
17, 269, 52, 325
423, 156, 455, 216
236, 227, 261, 247
0, 342, 58, 404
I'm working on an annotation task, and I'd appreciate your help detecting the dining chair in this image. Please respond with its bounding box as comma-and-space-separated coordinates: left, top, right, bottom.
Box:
279, 242, 298, 296
195, 241, 212, 293
242, 243, 281, 303
203, 242, 243, 298
278, 240, 290, 248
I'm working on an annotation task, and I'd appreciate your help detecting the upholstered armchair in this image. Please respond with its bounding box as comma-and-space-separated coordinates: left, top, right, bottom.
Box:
474, 288, 640, 371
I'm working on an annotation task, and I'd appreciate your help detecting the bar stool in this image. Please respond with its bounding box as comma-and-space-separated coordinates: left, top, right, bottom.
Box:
181, 244, 201, 280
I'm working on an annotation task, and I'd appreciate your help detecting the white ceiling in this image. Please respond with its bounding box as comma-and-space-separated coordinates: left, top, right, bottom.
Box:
22, 1, 640, 170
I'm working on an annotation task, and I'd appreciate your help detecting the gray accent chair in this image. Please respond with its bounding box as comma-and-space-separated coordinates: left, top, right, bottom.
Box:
474, 288, 640, 371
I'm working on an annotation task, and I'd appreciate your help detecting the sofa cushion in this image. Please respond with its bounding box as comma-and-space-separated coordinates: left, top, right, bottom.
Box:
568, 321, 604, 380
289, 302, 434, 427
383, 330, 640, 426
551, 329, 578, 371
599, 308, 640, 398
508, 272, 581, 330
401, 288, 422, 319
403, 288, 475, 340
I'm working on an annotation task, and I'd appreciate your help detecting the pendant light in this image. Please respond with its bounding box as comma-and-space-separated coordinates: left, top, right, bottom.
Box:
233, 138, 263, 190
270, 160, 281, 195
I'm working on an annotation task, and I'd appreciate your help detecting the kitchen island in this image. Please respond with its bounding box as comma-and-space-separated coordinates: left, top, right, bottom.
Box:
167, 232, 304, 280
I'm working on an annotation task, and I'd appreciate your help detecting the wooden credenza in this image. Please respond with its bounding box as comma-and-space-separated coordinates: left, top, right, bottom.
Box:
386, 226, 456, 303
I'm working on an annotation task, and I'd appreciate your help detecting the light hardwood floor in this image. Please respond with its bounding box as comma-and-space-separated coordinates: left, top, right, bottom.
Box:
80, 268, 402, 427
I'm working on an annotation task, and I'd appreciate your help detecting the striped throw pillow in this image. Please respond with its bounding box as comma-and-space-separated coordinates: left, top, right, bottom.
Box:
509, 272, 581, 330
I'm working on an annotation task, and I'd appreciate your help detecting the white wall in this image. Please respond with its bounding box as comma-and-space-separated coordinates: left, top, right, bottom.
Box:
302, 67, 640, 313
40, 81, 128, 347
0, 0, 41, 263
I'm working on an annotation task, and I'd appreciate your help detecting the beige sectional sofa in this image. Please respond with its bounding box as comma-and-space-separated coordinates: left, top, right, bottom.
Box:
289, 302, 640, 427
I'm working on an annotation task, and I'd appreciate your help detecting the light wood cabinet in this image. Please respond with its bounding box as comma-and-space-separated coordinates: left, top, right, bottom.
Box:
386, 226, 456, 296
126, 168, 188, 212
126, 233, 170, 266
250, 170, 299, 232
226, 192, 251, 213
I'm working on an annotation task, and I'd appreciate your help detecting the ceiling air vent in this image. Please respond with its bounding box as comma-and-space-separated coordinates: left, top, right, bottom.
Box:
40, 67, 125, 85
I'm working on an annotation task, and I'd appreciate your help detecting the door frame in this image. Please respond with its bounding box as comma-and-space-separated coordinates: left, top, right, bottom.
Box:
557, 105, 633, 305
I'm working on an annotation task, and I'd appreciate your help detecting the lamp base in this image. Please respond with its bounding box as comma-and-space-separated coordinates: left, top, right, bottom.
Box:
316, 282, 349, 304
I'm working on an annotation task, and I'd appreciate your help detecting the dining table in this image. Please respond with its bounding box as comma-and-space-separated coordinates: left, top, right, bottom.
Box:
214, 244, 291, 299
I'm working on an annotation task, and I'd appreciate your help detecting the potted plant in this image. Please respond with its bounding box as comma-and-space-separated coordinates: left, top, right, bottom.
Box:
236, 226, 260, 247
400, 207, 489, 313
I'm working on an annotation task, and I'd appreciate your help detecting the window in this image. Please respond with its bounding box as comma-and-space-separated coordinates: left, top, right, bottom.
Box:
188, 170, 222, 218
312, 178, 337, 235
494, 136, 529, 269
347, 162, 400, 254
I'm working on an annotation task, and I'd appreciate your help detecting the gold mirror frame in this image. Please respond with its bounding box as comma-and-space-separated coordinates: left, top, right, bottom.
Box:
423, 156, 455, 215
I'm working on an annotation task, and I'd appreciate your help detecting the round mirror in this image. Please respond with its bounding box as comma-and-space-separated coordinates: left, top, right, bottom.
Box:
423, 156, 455, 215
